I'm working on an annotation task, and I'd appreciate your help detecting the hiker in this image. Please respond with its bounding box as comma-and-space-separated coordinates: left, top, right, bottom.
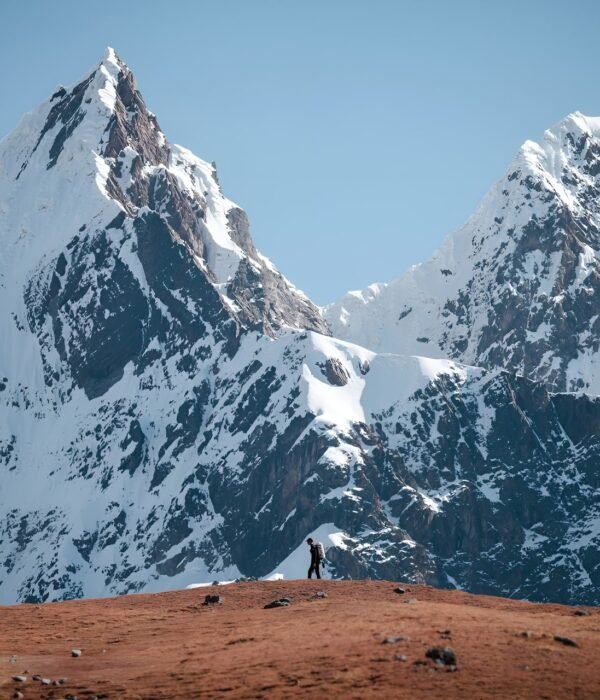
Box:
307, 537, 322, 579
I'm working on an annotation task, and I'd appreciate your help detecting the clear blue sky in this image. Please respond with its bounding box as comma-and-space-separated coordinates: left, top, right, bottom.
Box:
2, 0, 600, 304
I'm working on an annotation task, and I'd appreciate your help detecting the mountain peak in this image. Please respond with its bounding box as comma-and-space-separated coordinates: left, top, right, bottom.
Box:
327, 109, 600, 393
551, 110, 600, 138
94, 46, 126, 90
102, 45, 121, 66
0, 48, 328, 351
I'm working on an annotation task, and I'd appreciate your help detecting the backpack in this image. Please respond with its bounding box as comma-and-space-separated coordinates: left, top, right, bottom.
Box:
316, 542, 326, 560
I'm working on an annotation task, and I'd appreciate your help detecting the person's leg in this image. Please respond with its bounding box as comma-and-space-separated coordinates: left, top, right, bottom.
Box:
316, 561, 321, 579
308, 564, 313, 579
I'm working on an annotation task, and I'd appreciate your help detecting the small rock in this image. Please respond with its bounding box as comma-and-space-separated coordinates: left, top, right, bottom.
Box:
519, 630, 533, 638
12, 693, 24, 700
32, 674, 42, 681
40, 678, 51, 685
395, 654, 407, 662
323, 357, 350, 386
554, 635, 578, 647
264, 599, 291, 609
574, 609, 591, 617
203, 594, 222, 606
315, 592, 328, 598
65, 695, 78, 700
53, 680, 61, 686
12, 676, 27, 683
9, 655, 17, 664
425, 646, 457, 666
403, 598, 417, 604
440, 629, 452, 639
394, 587, 406, 595
382, 635, 409, 644
71, 648, 82, 657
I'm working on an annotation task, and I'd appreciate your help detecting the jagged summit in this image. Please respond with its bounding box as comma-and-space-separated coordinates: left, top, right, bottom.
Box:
326, 111, 600, 393
102, 45, 122, 66
0, 48, 327, 341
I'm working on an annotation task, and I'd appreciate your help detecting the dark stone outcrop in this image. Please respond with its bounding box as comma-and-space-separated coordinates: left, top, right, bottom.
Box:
323, 358, 350, 386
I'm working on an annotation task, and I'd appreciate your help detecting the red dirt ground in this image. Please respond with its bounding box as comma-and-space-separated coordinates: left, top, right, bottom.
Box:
1, 580, 599, 699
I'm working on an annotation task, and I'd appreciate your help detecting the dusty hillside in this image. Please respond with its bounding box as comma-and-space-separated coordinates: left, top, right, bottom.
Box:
1, 580, 599, 699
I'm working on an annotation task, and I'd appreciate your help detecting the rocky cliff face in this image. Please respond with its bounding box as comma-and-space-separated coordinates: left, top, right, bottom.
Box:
326, 112, 600, 394
0, 50, 598, 606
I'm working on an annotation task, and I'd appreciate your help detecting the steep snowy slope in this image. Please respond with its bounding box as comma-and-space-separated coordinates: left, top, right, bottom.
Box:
326, 112, 600, 393
1, 327, 599, 604
1, 50, 598, 606
0, 47, 326, 367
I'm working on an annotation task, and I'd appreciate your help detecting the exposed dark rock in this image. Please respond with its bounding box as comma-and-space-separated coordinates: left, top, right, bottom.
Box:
264, 598, 291, 609
554, 635, 578, 647
425, 646, 457, 666
323, 358, 350, 386
225, 208, 329, 336
203, 594, 222, 606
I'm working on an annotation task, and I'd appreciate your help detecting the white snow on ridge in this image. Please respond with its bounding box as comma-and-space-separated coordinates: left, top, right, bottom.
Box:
324, 111, 600, 394
168, 143, 245, 284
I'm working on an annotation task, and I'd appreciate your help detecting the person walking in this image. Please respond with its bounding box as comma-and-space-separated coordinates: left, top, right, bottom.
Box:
307, 537, 322, 579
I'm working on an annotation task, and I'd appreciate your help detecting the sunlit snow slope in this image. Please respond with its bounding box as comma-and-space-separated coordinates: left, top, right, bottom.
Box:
326, 112, 600, 394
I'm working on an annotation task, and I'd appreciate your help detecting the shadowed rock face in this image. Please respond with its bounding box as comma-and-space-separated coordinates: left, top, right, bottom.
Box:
4, 323, 599, 606
225, 208, 327, 335
1, 52, 599, 607
322, 358, 350, 386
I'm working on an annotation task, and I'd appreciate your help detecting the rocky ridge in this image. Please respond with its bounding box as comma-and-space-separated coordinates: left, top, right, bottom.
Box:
326, 112, 600, 394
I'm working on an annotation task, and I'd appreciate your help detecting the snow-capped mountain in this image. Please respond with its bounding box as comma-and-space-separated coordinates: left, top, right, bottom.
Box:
1, 50, 598, 606
326, 112, 600, 393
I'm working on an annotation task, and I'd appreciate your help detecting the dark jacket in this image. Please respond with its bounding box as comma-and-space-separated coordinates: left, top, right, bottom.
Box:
310, 543, 321, 565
